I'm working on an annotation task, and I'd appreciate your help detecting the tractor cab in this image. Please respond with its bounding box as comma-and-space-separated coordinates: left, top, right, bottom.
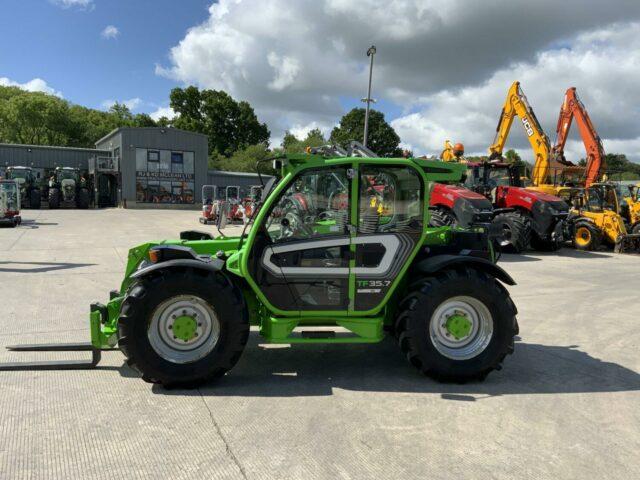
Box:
5, 166, 41, 209
464, 161, 522, 201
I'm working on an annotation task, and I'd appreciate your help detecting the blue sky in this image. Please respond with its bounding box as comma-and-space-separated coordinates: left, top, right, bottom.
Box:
0, 0, 211, 114
1, 1, 639, 161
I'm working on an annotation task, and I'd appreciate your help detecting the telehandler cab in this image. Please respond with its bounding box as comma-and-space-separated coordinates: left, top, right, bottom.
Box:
0, 154, 518, 387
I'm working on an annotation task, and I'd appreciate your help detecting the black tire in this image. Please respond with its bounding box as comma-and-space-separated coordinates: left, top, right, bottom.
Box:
395, 267, 517, 382
29, 189, 41, 209
573, 220, 602, 251
632, 223, 640, 235
118, 267, 249, 388
428, 207, 457, 228
492, 212, 531, 253
48, 188, 60, 209
76, 188, 90, 209
530, 232, 561, 252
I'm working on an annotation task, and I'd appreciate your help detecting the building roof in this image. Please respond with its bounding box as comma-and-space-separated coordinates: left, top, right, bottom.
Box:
94, 127, 208, 147
0, 143, 110, 154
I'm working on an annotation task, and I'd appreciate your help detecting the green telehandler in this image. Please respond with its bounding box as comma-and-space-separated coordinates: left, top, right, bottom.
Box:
0, 154, 518, 386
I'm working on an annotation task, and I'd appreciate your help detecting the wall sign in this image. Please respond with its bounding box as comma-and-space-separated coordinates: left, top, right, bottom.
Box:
136, 171, 194, 181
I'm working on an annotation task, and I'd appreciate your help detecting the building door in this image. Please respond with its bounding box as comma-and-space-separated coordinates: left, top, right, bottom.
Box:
97, 174, 117, 207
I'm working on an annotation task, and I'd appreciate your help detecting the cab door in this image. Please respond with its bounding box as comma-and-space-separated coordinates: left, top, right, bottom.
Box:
246, 166, 353, 312
352, 164, 424, 312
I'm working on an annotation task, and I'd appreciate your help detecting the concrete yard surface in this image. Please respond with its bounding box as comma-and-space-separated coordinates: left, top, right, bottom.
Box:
1, 208, 639, 479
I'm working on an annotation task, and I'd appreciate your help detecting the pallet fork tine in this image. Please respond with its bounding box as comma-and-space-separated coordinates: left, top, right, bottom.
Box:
0, 343, 104, 370
0, 304, 117, 371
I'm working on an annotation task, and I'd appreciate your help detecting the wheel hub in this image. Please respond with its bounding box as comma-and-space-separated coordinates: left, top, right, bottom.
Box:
444, 312, 472, 340
171, 315, 198, 342
148, 295, 220, 364
430, 296, 494, 360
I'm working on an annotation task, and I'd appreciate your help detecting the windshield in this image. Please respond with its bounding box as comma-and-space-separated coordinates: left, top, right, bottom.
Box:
585, 186, 617, 212
8, 169, 29, 181
0, 182, 19, 209
486, 167, 512, 187
58, 170, 77, 181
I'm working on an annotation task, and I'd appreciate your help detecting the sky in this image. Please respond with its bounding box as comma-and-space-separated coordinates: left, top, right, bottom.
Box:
1, 0, 640, 163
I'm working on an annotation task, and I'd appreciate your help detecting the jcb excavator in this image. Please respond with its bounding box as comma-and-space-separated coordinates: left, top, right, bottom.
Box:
551, 87, 640, 252
485, 81, 570, 250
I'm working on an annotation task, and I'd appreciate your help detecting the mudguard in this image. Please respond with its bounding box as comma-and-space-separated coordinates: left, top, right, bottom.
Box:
414, 254, 516, 285
131, 245, 225, 279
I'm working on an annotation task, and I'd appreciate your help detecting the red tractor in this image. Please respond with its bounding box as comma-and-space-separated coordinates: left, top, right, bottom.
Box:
465, 161, 569, 251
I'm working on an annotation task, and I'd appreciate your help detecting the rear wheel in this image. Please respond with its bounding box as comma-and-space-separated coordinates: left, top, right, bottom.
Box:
395, 267, 517, 382
492, 212, 530, 253
118, 268, 249, 388
573, 221, 602, 251
48, 188, 60, 209
632, 223, 640, 235
428, 207, 457, 228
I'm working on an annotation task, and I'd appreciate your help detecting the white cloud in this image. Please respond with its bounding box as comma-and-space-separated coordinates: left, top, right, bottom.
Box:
149, 106, 176, 121
267, 52, 301, 91
101, 98, 142, 111
392, 22, 640, 161
158, 1, 640, 158
50, 0, 93, 9
0, 77, 63, 98
101, 25, 119, 40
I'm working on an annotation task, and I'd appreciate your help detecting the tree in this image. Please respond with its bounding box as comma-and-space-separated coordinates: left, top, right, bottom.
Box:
504, 149, 521, 164
330, 108, 402, 157
280, 128, 327, 154
170, 86, 270, 157
210, 143, 274, 174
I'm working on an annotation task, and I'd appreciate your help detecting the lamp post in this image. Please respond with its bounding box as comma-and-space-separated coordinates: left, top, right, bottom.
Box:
361, 45, 377, 148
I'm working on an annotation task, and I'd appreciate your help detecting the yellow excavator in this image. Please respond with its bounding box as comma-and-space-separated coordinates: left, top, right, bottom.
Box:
488, 81, 639, 252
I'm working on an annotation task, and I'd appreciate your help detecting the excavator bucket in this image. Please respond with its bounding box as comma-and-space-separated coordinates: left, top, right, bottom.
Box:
614, 233, 640, 254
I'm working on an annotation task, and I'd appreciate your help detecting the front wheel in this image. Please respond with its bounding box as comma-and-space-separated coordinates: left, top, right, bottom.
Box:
573, 221, 602, 251
118, 268, 249, 388
428, 207, 457, 228
395, 267, 517, 382
492, 212, 531, 253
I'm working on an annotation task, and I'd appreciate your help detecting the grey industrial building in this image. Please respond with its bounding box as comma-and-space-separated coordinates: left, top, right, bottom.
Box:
0, 127, 266, 208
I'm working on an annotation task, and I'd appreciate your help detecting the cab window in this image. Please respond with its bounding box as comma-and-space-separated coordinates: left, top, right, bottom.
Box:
358, 166, 422, 234
264, 167, 350, 242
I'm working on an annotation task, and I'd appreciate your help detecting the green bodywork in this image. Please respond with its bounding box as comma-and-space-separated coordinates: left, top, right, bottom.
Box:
90, 155, 482, 349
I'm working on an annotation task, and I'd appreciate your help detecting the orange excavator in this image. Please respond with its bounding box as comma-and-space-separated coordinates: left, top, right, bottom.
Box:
551, 87, 605, 188
550, 87, 640, 252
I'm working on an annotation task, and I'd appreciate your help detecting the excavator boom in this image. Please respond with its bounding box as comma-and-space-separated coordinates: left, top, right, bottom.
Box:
488, 81, 554, 186
552, 87, 606, 188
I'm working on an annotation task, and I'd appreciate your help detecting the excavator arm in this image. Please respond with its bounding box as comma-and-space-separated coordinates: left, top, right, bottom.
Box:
552, 87, 606, 188
488, 81, 554, 186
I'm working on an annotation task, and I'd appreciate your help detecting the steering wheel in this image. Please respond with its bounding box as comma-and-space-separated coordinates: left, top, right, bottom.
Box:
279, 199, 313, 238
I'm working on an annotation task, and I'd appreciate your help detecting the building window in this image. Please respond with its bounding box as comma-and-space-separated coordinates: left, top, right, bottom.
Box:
135, 148, 195, 204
